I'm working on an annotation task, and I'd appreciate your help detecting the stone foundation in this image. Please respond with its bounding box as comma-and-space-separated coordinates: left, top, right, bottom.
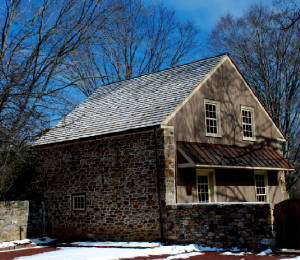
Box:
165, 203, 273, 250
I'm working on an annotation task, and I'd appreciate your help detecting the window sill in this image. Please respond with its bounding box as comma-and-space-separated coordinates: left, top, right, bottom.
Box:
206, 133, 222, 138
242, 137, 256, 141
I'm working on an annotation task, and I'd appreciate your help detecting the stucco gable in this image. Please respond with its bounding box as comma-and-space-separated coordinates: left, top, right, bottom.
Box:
165, 55, 285, 145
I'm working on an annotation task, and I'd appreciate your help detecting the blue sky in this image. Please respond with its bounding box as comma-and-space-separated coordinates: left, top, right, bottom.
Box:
163, 0, 273, 33
72, 0, 275, 105
161, 0, 274, 58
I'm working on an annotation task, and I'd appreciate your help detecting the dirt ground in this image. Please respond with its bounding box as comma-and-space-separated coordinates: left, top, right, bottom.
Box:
0, 247, 299, 260
0, 247, 58, 260
123, 252, 300, 260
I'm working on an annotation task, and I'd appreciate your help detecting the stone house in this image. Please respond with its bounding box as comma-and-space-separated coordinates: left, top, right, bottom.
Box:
34, 53, 294, 249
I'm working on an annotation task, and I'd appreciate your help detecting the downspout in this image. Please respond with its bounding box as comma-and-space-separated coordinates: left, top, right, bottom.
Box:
154, 126, 165, 242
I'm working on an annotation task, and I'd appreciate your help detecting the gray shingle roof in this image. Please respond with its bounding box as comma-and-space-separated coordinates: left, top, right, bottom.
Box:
34, 54, 226, 146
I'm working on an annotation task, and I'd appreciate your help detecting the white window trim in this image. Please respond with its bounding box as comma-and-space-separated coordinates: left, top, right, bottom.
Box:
241, 105, 256, 141
196, 169, 216, 203
204, 99, 222, 137
72, 194, 86, 210
254, 171, 268, 202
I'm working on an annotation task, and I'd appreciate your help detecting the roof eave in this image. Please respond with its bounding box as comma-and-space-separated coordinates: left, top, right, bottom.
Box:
178, 163, 295, 171
33, 125, 160, 148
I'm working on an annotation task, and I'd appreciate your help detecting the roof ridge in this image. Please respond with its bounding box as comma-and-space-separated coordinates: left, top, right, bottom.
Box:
94, 53, 228, 90
34, 54, 227, 146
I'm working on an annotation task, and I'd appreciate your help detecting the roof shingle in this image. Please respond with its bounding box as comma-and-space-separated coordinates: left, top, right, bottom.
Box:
35, 54, 225, 146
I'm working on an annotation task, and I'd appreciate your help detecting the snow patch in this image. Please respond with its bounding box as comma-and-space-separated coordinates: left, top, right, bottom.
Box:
0, 239, 32, 248
70, 241, 162, 248
30, 237, 56, 244
257, 248, 272, 255
221, 251, 245, 256
176, 202, 269, 205
14, 244, 202, 260
230, 247, 240, 252
197, 245, 224, 251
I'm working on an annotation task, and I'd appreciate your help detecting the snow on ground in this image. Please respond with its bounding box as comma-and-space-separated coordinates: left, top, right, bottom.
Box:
257, 248, 273, 255
196, 245, 224, 252
221, 251, 245, 256
0, 236, 56, 248
0, 239, 32, 248
70, 241, 162, 248
30, 237, 56, 245
1, 239, 280, 260
176, 202, 269, 205
279, 257, 300, 260
229, 247, 240, 252
15, 244, 202, 260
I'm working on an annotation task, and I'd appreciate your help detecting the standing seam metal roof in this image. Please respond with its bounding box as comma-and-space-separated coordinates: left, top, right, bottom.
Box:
34, 54, 225, 146
177, 142, 294, 170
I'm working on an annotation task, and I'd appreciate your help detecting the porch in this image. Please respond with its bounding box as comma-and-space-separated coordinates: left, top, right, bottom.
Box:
175, 141, 294, 205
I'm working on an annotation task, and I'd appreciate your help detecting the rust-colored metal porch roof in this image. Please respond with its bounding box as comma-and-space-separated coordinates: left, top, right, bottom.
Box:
177, 142, 294, 171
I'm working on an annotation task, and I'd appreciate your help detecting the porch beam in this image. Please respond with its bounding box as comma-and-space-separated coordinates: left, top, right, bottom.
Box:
177, 163, 294, 171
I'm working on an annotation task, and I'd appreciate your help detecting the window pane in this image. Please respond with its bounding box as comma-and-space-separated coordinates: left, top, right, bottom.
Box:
197, 175, 209, 202
242, 108, 253, 138
205, 102, 219, 135
255, 174, 266, 202
73, 195, 85, 210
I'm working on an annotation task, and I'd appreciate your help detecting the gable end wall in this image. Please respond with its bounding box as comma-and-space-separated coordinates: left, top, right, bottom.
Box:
168, 59, 283, 150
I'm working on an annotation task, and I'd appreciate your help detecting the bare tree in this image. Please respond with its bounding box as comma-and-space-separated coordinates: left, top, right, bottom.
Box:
208, 4, 300, 195
0, 0, 118, 198
66, 0, 201, 96
274, 0, 300, 30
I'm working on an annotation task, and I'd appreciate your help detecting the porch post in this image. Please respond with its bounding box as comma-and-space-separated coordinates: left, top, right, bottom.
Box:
278, 170, 288, 200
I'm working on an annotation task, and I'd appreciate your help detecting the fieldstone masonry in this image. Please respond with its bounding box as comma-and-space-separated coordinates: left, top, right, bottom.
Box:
165, 203, 273, 250
34, 127, 274, 249
35, 129, 163, 241
0, 201, 43, 242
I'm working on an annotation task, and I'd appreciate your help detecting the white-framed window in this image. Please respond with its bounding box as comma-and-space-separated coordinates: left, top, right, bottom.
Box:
196, 169, 215, 202
72, 194, 86, 210
254, 171, 268, 202
241, 106, 255, 140
204, 100, 221, 137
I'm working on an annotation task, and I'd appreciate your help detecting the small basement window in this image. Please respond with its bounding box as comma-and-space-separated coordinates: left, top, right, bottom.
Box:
72, 194, 86, 210
254, 172, 268, 202
241, 106, 255, 140
204, 100, 221, 137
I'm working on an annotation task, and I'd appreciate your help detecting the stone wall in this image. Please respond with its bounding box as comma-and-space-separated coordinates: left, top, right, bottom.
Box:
155, 126, 176, 206
35, 127, 275, 248
35, 129, 163, 241
0, 201, 43, 242
165, 203, 273, 250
